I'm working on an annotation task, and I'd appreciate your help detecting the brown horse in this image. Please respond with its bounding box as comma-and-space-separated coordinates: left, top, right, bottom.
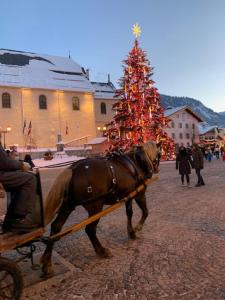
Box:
41, 141, 160, 276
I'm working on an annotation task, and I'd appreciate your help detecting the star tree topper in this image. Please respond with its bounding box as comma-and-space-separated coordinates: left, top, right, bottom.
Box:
132, 23, 141, 38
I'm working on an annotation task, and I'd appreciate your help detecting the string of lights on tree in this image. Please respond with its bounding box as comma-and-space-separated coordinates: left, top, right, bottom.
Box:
106, 24, 174, 159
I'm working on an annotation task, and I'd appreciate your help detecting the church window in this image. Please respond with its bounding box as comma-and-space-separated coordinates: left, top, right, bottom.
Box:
2, 93, 11, 108
72, 97, 80, 110
101, 102, 107, 114
39, 95, 47, 109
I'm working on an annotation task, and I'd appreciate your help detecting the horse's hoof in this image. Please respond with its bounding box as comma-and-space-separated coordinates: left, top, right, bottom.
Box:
41, 265, 54, 277
98, 248, 113, 258
40, 271, 54, 279
128, 231, 136, 239
135, 224, 143, 232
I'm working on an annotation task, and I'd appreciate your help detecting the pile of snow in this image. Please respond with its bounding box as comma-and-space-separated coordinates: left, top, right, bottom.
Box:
33, 155, 84, 168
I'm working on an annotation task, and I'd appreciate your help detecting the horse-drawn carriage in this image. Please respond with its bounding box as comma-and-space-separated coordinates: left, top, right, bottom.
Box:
0, 142, 159, 300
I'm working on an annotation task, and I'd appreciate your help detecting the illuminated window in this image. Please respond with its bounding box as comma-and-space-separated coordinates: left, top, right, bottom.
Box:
72, 97, 80, 110
100, 102, 107, 114
2, 93, 11, 108
39, 95, 47, 109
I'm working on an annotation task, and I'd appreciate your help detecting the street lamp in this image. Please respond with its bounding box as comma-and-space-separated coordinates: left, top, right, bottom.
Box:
0, 127, 11, 149
97, 126, 107, 136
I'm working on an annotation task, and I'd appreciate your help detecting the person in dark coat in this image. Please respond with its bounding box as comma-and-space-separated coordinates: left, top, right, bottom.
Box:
0, 143, 38, 232
192, 143, 205, 187
176, 146, 192, 186
24, 154, 35, 169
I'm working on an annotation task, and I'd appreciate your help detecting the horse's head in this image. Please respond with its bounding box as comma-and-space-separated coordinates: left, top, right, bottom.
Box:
136, 141, 160, 177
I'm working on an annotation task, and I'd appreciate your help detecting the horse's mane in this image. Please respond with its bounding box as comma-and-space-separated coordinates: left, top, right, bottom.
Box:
44, 168, 72, 225
142, 141, 157, 167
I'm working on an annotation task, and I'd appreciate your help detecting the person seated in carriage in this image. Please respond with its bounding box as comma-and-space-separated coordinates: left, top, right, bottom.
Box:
0, 143, 39, 233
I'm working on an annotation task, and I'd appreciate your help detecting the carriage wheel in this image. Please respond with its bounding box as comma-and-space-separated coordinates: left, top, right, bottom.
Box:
0, 257, 23, 300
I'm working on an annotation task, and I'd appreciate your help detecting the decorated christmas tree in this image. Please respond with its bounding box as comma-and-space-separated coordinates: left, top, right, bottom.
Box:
106, 24, 174, 159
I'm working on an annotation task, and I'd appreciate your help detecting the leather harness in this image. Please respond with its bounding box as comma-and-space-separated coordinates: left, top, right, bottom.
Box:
70, 151, 149, 204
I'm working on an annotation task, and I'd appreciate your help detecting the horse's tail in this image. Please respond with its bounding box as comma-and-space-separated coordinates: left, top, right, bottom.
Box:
44, 168, 72, 226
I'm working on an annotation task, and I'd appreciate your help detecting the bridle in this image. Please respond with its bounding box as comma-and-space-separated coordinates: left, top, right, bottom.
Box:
132, 146, 159, 176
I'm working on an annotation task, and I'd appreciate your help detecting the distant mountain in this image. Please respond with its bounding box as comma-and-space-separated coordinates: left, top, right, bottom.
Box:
160, 94, 225, 126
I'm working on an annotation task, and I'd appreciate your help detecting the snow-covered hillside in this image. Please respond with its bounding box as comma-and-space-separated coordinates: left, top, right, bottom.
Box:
160, 94, 225, 126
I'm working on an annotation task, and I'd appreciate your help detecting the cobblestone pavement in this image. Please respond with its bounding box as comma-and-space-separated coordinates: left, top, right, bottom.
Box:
21, 159, 225, 299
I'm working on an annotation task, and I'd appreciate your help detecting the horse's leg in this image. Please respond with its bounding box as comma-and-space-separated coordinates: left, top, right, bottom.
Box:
83, 200, 112, 258
134, 193, 149, 232
125, 199, 136, 239
40, 204, 72, 276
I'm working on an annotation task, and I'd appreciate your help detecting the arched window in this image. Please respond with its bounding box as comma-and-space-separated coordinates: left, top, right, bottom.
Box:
39, 95, 47, 109
72, 97, 80, 110
100, 102, 106, 114
2, 93, 11, 108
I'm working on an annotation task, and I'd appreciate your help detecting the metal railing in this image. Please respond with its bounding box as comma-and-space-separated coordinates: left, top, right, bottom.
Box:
64, 135, 91, 148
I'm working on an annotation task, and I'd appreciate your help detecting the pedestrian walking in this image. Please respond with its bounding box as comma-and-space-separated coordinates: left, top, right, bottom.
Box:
176, 146, 192, 187
207, 149, 212, 162
215, 145, 220, 159
192, 143, 205, 187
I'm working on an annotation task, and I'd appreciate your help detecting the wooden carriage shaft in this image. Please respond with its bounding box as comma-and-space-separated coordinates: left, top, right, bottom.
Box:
49, 176, 159, 241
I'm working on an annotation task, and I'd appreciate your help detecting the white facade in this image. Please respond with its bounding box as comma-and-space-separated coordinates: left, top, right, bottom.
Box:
0, 49, 96, 148
164, 106, 204, 146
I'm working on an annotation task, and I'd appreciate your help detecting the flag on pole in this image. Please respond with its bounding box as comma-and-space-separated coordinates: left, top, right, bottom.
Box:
22, 120, 26, 134
66, 122, 68, 135
27, 121, 32, 136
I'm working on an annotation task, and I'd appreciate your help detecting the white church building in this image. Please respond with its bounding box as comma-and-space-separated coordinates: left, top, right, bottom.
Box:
0, 49, 97, 148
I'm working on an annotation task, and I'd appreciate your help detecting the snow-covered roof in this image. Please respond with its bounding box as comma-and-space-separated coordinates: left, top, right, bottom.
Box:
198, 124, 218, 135
164, 105, 203, 122
91, 81, 116, 99
0, 49, 94, 93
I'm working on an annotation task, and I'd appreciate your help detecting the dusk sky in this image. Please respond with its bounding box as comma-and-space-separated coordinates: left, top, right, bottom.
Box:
1, 0, 225, 112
